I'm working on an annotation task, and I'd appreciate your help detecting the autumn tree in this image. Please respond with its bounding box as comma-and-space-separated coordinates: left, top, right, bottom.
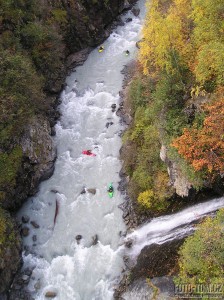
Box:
172, 92, 224, 175
139, 0, 192, 75
191, 0, 224, 87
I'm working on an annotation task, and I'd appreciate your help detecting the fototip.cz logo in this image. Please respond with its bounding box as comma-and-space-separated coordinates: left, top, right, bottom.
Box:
174, 283, 224, 299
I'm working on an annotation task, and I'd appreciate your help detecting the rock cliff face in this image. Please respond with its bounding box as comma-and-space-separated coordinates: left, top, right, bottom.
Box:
2, 116, 56, 211
50, 0, 130, 53
160, 144, 192, 197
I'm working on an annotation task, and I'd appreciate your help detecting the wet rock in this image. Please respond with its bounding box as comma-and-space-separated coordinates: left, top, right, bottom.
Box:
23, 245, 30, 252
51, 127, 56, 136
50, 189, 59, 194
114, 273, 130, 299
22, 275, 29, 284
131, 7, 140, 16
125, 17, 132, 22
136, 40, 141, 49
30, 221, 40, 229
123, 255, 134, 269
34, 280, 41, 290
124, 239, 133, 248
22, 215, 30, 224
114, 17, 125, 27
123, 2, 132, 10
87, 188, 96, 195
66, 47, 92, 69
21, 227, 30, 237
106, 122, 114, 128
119, 231, 127, 237
80, 188, 86, 194
111, 103, 117, 110
120, 114, 131, 125
75, 235, 82, 241
32, 235, 37, 242
45, 291, 57, 298
91, 234, 98, 246
23, 269, 32, 276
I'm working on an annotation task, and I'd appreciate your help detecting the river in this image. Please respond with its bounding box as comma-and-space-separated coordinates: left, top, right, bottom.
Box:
17, 1, 146, 299
17, 0, 224, 299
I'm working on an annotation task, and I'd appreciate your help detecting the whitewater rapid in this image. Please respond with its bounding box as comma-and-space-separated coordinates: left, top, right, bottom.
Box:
17, 1, 146, 299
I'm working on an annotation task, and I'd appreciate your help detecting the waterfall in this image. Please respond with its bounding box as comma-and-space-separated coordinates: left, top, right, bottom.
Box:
125, 197, 224, 259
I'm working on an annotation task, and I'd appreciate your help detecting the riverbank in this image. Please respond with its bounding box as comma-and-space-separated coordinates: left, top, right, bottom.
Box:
115, 28, 224, 298
117, 62, 224, 231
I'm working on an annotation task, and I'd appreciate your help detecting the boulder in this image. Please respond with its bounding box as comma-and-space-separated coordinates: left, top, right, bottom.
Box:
91, 234, 98, 246
80, 188, 86, 194
34, 280, 41, 290
75, 235, 82, 241
21, 227, 30, 237
45, 291, 57, 298
30, 221, 40, 229
22, 215, 30, 224
124, 239, 133, 248
66, 47, 92, 69
21, 275, 29, 283
106, 122, 114, 128
131, 7, 140, 16
87, 188, 96, 195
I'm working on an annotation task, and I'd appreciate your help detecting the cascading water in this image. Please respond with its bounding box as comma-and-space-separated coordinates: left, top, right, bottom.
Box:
17, 1, 146, 299
125, 196, 224, 260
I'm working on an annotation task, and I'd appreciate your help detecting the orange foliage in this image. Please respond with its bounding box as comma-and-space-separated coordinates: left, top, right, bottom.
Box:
172, 94, 224, 174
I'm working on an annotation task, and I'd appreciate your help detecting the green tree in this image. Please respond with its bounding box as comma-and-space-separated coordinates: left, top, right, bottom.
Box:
177, 209, 224, 285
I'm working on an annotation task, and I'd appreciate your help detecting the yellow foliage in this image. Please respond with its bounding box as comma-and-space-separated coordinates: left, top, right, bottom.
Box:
139, 0, 193, 75
137, 189, 154, 209
139, 0, 223, 87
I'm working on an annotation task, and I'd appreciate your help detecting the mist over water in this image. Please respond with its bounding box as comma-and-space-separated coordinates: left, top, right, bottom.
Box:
18, 2, 146, 299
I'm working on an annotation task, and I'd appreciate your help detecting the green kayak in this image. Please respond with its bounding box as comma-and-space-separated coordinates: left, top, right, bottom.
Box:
108, 183, 114, 198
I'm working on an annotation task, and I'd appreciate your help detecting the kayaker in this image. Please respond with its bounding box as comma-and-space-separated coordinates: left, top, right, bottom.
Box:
86, 150, 92, 155
125, 50, 130, 56
108, 185, 114, 193
82, 150, 96, 156
98, 45, 104, 53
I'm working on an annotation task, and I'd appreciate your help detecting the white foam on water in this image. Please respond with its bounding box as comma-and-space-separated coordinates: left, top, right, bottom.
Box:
17, 1, 146, 299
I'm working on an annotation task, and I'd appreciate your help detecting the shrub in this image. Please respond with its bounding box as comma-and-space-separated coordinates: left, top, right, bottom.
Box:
137, 190, 154, 209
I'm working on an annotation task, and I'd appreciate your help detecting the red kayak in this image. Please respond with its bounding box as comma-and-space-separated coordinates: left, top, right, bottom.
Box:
82, 150, 96, 156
